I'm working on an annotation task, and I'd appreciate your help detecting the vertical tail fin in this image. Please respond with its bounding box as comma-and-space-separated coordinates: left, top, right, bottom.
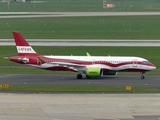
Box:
13, 31, 37, 56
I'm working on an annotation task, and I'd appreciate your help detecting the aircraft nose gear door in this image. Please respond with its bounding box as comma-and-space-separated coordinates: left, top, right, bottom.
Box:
133, 59, 137, 67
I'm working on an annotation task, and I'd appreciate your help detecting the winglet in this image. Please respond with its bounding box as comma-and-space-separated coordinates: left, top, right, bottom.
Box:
86, 52, 91, 56
37, 57, 46, 63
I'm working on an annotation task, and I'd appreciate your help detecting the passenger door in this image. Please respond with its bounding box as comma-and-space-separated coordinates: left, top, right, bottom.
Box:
133, 59, 137, 67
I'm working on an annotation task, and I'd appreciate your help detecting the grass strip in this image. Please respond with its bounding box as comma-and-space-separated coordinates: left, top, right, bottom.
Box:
1, 86, 160, 93
0, 68, 77, 74
0, 46, 159, 75
1, 16, 160, 39
1, 46, 160, 68
1, 0, 160, 12
0, 68, 159, 75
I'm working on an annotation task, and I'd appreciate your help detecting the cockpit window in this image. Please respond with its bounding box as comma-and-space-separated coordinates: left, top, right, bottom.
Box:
142, 61, 150, 64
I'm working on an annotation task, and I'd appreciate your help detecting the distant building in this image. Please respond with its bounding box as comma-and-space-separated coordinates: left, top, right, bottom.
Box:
107, 4, 115, 8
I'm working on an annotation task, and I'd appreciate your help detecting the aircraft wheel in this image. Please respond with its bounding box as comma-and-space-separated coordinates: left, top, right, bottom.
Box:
141, 76, 145, 79
77, 74, 82, 79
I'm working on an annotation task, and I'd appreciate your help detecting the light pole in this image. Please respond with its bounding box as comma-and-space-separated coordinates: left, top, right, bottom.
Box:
8, 0, 10, 9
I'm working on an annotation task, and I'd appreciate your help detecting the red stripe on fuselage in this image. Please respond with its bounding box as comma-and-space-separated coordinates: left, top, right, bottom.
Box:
35, 57, 154, 68
10, 55, 154, 72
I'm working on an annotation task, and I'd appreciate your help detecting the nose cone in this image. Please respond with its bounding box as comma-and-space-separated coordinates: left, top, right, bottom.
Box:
151, 64, 156, 70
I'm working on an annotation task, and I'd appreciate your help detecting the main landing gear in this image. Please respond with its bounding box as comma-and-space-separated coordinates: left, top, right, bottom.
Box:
141, 72, 145, 79
77, 74, 82, 79
141, 76, 145, 79
77, 74, 91, 79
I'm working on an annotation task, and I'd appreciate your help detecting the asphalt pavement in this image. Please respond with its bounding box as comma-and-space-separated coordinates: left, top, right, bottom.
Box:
1, 12, 160, 18
1, 40, 160, 46
0, 74, 159, 87
0, 93, 160, 120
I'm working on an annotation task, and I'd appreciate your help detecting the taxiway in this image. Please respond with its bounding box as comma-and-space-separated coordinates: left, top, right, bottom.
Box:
1, 12, 160, 18
0, 93, 159, 120
0, 74, 159, 87
1, 40, 160, 46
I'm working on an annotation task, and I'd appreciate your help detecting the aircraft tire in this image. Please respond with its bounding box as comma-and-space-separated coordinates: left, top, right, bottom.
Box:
141, 76, 145, 79
77, 74, 82, 79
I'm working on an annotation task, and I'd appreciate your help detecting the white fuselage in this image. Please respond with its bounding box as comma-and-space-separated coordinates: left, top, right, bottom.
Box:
33, 56, 156, 72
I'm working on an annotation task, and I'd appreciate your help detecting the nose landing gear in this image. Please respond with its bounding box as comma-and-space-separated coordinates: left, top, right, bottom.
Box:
141, 72, 145, 79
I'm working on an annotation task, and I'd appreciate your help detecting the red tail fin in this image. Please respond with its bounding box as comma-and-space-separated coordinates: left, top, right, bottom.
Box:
13, 32, 37, 56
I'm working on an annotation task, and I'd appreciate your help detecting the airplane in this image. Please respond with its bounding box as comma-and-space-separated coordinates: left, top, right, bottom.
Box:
10, 31, 156, 79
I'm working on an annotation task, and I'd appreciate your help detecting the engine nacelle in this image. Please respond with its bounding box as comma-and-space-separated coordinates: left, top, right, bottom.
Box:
103, 71, 117, 75
86, 67, 103, 77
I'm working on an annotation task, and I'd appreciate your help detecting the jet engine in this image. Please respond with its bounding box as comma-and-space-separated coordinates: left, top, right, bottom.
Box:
86, 67, 103, 77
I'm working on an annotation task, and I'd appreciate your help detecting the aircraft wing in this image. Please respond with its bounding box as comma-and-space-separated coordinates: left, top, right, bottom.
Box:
38, 57, 86, 71
49, 62, 87, 71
